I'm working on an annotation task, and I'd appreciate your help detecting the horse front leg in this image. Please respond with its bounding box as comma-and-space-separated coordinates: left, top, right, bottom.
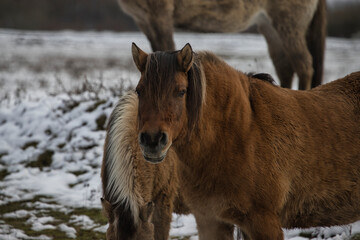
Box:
194, 213, 234, 240
152, 194, 174, 240
242, 210, 284, 240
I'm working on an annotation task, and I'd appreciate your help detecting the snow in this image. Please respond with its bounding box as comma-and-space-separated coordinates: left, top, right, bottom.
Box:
170, 214, 198, 237
0, 29, 359, 239
353, 222, 360, 235
26, 201, 68, 212
69, 215, 98, 230
1, 29, 359, 101
93, 224, 108, 233
28, 215, 56, 232
0, 224, 52, 240
58, 224, 76, 239
3, 210, 33, 219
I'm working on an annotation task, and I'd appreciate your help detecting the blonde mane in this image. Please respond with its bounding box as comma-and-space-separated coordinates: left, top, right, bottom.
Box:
103, 91, 143, 225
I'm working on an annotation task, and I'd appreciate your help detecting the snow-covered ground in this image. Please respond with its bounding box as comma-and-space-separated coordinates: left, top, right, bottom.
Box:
0, 29, 359, 239
1, 29, 359, 101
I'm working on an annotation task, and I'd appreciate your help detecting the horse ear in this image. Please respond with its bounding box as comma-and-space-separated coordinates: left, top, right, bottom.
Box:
139, 202, 155, 222
132, 42, 148, 72
101, 198, 113, 221
177, 43, 193, 73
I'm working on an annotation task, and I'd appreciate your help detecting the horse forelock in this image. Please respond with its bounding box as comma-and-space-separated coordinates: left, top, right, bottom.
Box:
103, 91, 143, 228
143, 51, 206, 133
143, 51, 178, 109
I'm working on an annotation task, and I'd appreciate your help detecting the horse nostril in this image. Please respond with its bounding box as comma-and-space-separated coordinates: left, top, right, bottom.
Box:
139, 132, 148, 146
159, 132, 168, 146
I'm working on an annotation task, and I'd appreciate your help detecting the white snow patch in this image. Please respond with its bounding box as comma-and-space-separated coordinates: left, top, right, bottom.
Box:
3, 210, 33, 219
0, 224, 52, 240
351, 221, 360, 235
69, 215, 98, 230
170, 214, 198, 237
93, 224, 108, 233
26, 216, 56, 231
25, 201, 69, 213
58, 224, 77, 239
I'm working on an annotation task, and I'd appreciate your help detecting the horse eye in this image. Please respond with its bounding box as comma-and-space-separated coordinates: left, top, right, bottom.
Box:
135, 88, 140, 97
178, 89, 186, 97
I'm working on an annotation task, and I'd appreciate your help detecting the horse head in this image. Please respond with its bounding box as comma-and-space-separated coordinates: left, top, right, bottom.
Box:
101, 198, 155, 240
132, 43, 203, 164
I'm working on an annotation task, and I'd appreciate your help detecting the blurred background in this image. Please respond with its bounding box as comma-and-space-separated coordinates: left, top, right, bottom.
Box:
0, 0, 360, 38
1, 0, 360, 103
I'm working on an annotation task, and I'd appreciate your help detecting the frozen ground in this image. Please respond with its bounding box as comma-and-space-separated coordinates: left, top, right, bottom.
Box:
1, 29, 360, 100
0, 29, 359, 239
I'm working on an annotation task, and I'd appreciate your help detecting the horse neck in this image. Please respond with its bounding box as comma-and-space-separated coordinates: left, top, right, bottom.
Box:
178, 60, 253, 167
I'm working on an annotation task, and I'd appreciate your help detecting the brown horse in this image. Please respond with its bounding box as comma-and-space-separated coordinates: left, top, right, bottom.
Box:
101, 91, 189, 240
132, 43, 360, 240
118, 0, 326, 90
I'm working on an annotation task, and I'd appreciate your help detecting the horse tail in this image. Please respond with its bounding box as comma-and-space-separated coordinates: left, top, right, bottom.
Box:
306, 0, 327, 88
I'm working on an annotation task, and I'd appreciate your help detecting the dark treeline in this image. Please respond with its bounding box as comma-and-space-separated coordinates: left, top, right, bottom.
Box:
0, 0, 359, 38
327, 1, 360, 38
0, 0, 137, 31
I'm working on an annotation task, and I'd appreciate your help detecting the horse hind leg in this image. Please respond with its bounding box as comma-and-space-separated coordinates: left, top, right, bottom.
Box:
257, 18, 295, 89
120, 0, 175, 51
136, 19, 175, 51
281, 33, 313, 91
133, 1, 175, 51
266, 5, 316, 90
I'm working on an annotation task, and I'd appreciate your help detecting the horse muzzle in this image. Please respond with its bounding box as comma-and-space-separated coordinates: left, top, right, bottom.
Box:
139, 131, 170, 164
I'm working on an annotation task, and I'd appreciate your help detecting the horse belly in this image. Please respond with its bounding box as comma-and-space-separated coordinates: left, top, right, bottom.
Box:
279, 86, 360, 228
282, 197, 360, 229
173, 1, 263, 33
281, 177, 360, 228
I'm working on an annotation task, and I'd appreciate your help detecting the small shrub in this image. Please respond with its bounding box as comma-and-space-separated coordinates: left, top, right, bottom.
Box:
299, 232, 313, 238
57, 143, 66, 149
22, 141, 39, 150
0, 169, 10, 181
351, 233, 360, 240
86, 100, 106, 112
26, 150, 54, 170
69, 170, 87, 176
0, 151, 8, 160
96, 114, 107, 131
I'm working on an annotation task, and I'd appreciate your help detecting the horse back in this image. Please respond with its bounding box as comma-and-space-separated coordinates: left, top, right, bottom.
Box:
315, 71, 360, 105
